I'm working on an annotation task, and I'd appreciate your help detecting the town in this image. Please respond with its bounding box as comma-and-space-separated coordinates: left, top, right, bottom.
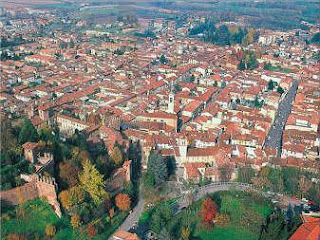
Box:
0, 1, 319, 240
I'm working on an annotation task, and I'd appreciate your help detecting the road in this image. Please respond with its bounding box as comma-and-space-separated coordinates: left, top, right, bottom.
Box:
176, 182, 300, 211
118, 197, 145, 232
178, 182, 254, 210
264, 80, 298, 156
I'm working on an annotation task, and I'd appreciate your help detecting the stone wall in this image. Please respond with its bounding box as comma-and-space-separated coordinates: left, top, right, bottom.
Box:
0, 174, 61, 217
0, 182, 38, 205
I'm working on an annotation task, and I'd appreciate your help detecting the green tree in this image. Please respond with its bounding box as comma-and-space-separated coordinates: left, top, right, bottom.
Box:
277, 86, 284, 94
147, 151, 168, 185
79, 159, 109, 205
186, 74, 195, 83
264, 62, 273, 71
260, 211, 285, 240
310, 32, 320, 44
1, 119, 19, 165
18, 118, 39, 144
128, 141, 142, 183
242, 28, 255, 46
268, 80, 275, 90
160, 54, 168, 64
166, 156, 177, 176
174, 84, 182, 93
151, 205, 173, 233
214, 25, 231, 46
238, 51, 259, 70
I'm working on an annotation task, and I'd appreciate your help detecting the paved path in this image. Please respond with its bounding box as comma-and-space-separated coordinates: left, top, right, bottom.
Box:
118, 198, 145, 232
264, 80, 298, 156
178, 182, 258, 210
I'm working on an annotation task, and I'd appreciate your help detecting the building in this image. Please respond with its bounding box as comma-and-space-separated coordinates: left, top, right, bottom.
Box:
56, 114, 91, 138
22, 142, 54, 173
112, 230, 139, 240
289, 216, 320, 240
135, 112, 178, 132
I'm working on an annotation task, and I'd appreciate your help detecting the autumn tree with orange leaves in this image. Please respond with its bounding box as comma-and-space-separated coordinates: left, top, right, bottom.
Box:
87, 224, 97, 239
115, 193, 131, 211
200, 197, 218, 229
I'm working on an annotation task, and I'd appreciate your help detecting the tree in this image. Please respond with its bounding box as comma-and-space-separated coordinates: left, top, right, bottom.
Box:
160, 54, 168, 64
200, 197, 218, 229
151, 205, 173, 233
59, 186, 86, 210
174, 84, 182, 93
238, 50, 259, 70
186, 74, 195, 83
158, 228, 172, 240
115, 193, 131, 211
59, 160, 80, 188
69, 186, 86, 206
166, 156, 177, 176
109, 208, 115, 218
260, 210, 286, 240
71, 214, 81, 229
298, 176, 311, 198
310, 32, 320, 44
18, 118, 39, 144
6, 234, 27, 240
242, 28, 255, 46
45, 224, 56, 238
87, 224, 97, 238
181, 226, 190, 240
147, 151, 168, 185
1, 118, 19, 165
79, 159, 109, 205
277, 86, 284, 94
59, 190, 72, 210
110, 146, 123, 166
219, 164, 233, 182
268, 80, 275, 90
215, 25, 231, 46
215, 213, 231, 226
238, 166, 255, 183
286, 204, 294, 221
128, 141, 142, 183
264, 62, 273, 70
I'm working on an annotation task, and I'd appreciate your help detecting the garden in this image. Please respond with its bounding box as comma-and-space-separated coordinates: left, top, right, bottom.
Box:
139, 190, 301, 240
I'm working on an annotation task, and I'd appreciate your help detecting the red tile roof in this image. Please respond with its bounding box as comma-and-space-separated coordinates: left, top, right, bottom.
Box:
289, 216, 320, 240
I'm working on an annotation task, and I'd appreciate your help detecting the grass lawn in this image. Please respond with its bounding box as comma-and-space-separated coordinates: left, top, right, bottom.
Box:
179, 190, 274, 240
195, 225, 256, 240
266, 65, 292, 73
1, 198, 128, 240
2, 198, 72, 239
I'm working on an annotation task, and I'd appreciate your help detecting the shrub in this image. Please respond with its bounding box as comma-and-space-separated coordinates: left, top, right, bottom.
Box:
215, 213, 231, 226
45, 224, 56, 238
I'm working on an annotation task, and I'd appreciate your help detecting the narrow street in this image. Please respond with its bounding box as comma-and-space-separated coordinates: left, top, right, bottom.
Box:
264, 79, 298, 156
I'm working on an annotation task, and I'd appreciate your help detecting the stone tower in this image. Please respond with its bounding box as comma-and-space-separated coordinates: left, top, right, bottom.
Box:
168, 92, 175, 114
177, 137, 188, 163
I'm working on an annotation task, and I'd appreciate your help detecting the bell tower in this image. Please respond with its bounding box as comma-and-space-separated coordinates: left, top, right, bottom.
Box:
168, 92, 175, 114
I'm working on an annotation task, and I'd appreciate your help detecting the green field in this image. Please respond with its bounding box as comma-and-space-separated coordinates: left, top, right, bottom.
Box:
140, 190, 274, 240
2, 198, 72, 239
179, 191, 273, 240
1, 198, 128, 240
